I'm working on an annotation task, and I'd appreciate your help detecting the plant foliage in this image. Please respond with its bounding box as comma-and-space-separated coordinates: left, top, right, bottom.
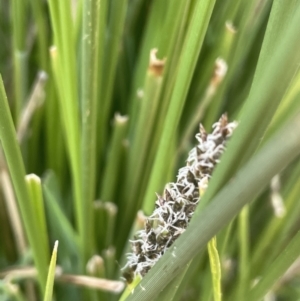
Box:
0, 0, 300, 300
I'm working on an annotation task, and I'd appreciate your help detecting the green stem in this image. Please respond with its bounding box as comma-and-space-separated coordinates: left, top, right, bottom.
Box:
98, 0, 128, 158
48, 0, 83, 262
208, 237, 222, 301
11, 0, 28, 124
237, 205, 250, 301
81, 0, 104, 260
0, 76, 48, 294
43, 241, 58, 301
28, 0, 49, 70
126, 67, 163, 217
143, 0, 216, 213
100, 114, 128, 202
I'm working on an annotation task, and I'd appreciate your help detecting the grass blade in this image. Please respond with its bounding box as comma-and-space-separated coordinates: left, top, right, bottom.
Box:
208, 237, 222, 301
143, 0, 216, 211
0, 75, 48, 293
44, 241, 59, 301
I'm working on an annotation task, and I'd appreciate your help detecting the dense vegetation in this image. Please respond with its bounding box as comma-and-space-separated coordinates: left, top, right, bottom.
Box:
0, 0, 300, 300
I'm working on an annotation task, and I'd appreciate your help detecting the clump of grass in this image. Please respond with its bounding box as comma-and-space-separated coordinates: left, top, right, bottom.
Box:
0, 1, 300, 301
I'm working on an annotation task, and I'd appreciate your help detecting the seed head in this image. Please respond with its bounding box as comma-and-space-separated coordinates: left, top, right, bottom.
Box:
122, 114, 237, 279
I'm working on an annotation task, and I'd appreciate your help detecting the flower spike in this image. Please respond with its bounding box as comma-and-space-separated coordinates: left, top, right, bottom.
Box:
123, 114, 237, 280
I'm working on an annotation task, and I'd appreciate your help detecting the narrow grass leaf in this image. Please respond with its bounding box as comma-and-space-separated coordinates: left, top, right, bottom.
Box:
100, 114, 129, 202
43, 171, 80, 256
81, 0, 103, 260
208, 237, 222, 301
0, 75, 48, 293
48, 0, 83, 261
143, 0, 216, 213
44, 241, 59, 301
25, 174, 50, 260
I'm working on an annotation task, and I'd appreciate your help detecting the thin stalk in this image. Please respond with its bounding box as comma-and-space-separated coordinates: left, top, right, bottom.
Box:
201, 22, 237, 127
221, 0, 270, 90
43, 172, 80, 257
94, 201, 107, 252
11, 0, 28, 124
103, 247, 116, 280
17, 71, 47, 143
155, 0, 191, 118
74, 0, 83, 50
94, 0, 108, 168
48, 0, 83, 261
124, 58, 164, 218
0, 75, 48, 293
208, 237, 222, 301
128, 0, 189, 135
28, 0, 49, 70
98, 0, 129, 157
127, 0, 168, 127
81, 0, 103, 260
50, 273, 124, 293
94, 201, 117, 251
178, 58, 228, 155
0, 166, 27, 256
25, 175, 50, 260
13, 51, 28, 126
103, 202, 117, 248
143, 0, 216, 212
87, 255, 107, 301
100, 114, 129, 202
137, 1, 191, 209
117, 62, 165, 251
43, 241, 58, 301
236, 205, 250, 301
44, 77, 66, 187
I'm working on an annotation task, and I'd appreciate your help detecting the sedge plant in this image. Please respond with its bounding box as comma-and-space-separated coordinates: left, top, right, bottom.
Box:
0, 0, 300, 300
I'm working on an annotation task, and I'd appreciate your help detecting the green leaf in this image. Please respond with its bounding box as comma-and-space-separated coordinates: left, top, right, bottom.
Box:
0, 75, 49, 293
208, 237, 222, 301
143, 0, 216, 213
44, 241, 59, 301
